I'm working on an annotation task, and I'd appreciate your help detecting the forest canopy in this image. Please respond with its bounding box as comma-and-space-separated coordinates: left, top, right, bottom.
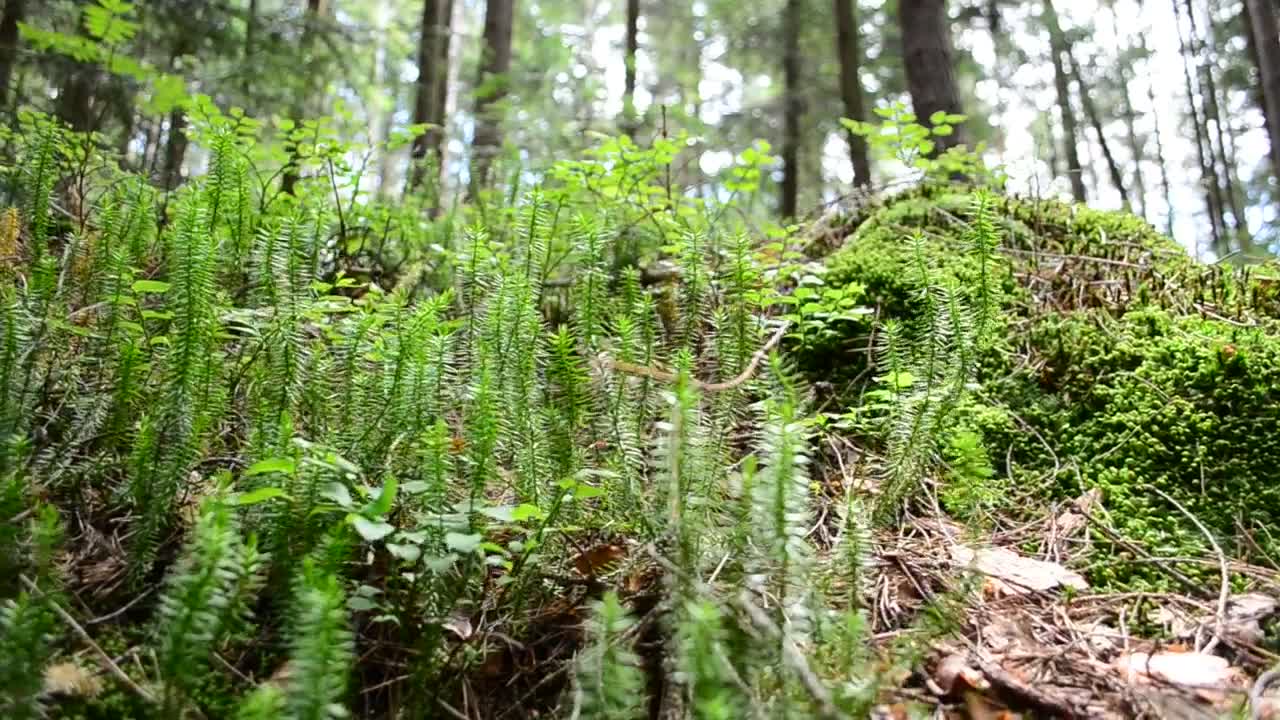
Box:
1, 0, 1280, 719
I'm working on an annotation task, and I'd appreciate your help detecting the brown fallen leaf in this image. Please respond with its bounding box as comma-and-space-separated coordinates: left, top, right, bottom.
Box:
573, 543, 627, 577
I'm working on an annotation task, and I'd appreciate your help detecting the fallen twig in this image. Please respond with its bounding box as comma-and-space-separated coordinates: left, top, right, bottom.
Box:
19, 574, 156, 704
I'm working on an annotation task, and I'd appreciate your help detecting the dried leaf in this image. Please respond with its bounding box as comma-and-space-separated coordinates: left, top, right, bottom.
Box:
950, 545, 1088, 595
934, 652, 990, 695
442, 611, 473, 640
1115, 650, 1242, 699
573, 543, 627, 577
44, 662, 102, 698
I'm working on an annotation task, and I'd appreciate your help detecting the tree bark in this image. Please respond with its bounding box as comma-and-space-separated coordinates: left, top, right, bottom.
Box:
1244, 0, 1280, 202
834, 0, 871, 187
1119, 81, 1146, 219
161, 109, 188, 190
1139, 35, 1175, 236
409, 0, 453, 192
471, 0, 515, 191
1043, 0, 1085, 202
0, 0, 23, 106
1172, 0, 1224, 253
1066, 50, 1129, 210
621, 0, 640, 138
281, 0, 326, 195
1195, 0, 1249, 250
898, 0, 967, 154
781, 0, 801, 218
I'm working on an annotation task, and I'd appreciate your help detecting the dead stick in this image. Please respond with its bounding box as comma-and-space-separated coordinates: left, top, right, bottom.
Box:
19, 574, 156, 704
975, 656, 1084, 719
604, 320, 791, 393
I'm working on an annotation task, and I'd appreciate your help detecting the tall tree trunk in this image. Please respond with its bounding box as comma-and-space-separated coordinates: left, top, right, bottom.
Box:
781, 0, 801, 218
1067, 50, 1129, 210
1119, 83, 1146, 219
834, 0, 871, 187
161, 110, 188, 190
471, 0, 515, 191
409, 0, 453, 192
1172, 0, 1224, 254
898, 0, 967, 154
1140, 34, 1174, 236
1196, 0, 1249, 250
1243, 0, 1280, 191
282, 0, 326, 195
621, 0, 640, 138
244, 0, 258, 96
1043, 0, 1085, 202
0, 0, 23, 106
56, 64, 96, 133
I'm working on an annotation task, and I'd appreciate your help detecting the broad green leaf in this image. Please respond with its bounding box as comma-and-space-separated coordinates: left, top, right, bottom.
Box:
444, 532, 482, 554
350, 515, 394, 542
365, 476, 397, 517
245, 457, 295, 476
235, 487, 289, 506
386, 543, 421, 562
131, 279, 170, 294
321, 482, 354, 508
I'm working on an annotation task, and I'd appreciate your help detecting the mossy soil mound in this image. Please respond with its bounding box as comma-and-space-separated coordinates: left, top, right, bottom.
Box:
807, 185, 1280, 587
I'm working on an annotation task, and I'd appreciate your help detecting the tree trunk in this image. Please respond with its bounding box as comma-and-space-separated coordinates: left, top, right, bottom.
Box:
1243, 0, 1280, 191
1196, 0, 1249, 250
621, 0, 640, 138
471, 0, 515, 191
1043, 0, 1085, 202
781, 0, 801, 218
1066, 50, 1129, 210
244, 0, 258, 96
834, 0, 871, 187
162, 109, 188, 190
0, 0, 23, 106
1145, 64, 1175, 237
281, 0, 326, 195
1172, 0, 1224, 254
56, 63, 97, 133
1119, 82, 1146, 219
409, 0, 453, 192
898, 0, 967, 153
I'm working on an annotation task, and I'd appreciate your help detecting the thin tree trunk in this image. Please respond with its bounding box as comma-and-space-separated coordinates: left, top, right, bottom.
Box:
621, 0, 640, 138
834, 0, 871, 187
781, 0, 801, 217
1119, 83, 1146, 219
1195, 0, 1249, 250
1141, 34, 1175, 237
161, 110, 188, 190
899, 0, 967, 154
1043, 0, 1085, 202
0, 0, 23, 106
1172, 0, 1224, 254
471, 0, 515, 191
244, 0, 258, 96
1066, 50, 1129, 210
409, 0, 452, 192
282, 0, 325, 195
1110, 7, 1147, 219
1243, 0, 1280, 190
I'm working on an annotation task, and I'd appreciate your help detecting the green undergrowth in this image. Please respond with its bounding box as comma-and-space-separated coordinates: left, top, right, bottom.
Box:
0, 108, 970, 719
808, 184, 1280, 589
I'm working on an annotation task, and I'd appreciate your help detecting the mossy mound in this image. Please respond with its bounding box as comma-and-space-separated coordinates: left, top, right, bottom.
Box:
992, 308, 1280, 586
809, 186, 1280, 587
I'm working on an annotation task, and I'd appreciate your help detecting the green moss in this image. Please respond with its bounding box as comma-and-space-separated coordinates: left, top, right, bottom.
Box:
992, 308, 1280, 587
814, 188, 1280, 588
